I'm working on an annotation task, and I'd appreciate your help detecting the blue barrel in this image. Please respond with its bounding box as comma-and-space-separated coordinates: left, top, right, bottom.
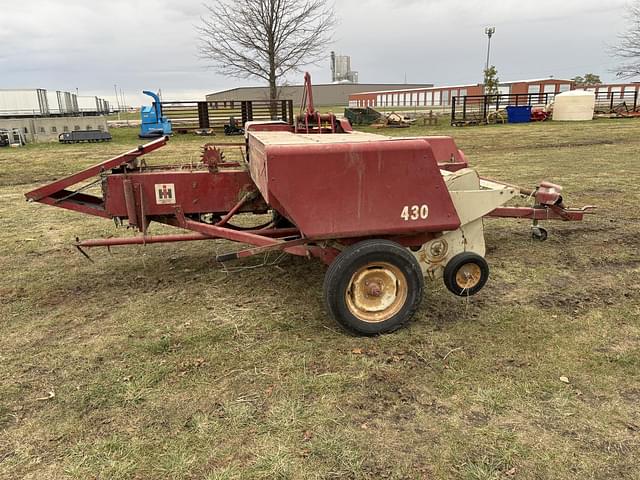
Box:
506, 106, 532, 123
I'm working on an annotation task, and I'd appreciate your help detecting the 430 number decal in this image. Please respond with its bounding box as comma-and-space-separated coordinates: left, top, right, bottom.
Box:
400, 204, 429, 221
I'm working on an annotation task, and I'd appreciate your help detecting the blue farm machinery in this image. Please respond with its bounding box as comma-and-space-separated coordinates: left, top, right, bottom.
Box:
139, 90, 172, 138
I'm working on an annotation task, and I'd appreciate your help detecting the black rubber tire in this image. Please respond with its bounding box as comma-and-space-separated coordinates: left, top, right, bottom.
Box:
531, 227, 548, 242
443, 252, 489, 297
323, 239, 424, 336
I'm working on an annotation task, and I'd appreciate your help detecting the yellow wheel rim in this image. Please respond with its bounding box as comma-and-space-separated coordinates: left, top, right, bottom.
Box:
345, 262, 408, 323
455, 263, 482, 290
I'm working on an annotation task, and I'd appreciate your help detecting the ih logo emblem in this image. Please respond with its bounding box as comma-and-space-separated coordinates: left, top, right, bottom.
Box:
155, 183, 176, 204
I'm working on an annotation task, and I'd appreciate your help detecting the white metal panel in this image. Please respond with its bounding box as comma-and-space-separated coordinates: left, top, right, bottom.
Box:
0, 89, 47, 115
528, 85, 540, 94
46, 90, 62, 114
433, 91, 441, 105
419, 92, 425, 105
411, 92, 418, 106
56, 91, 66, 113
543, 84, 556, 94
77, 95, 99, 112
559, 84, 571, 93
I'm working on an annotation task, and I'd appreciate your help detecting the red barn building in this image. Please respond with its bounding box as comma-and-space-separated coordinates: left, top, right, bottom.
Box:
576, 82, 640, 97
349, 78, 574, 108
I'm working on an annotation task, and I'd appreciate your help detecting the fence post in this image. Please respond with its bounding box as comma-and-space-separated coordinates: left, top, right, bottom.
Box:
197, 102, 209, 129
635, 91, 638, 112
241, 102, 248, 125
451, 96, 456, 125
483, 95, 488, 123
610, 94, 614, 113
462, 96, 467, 123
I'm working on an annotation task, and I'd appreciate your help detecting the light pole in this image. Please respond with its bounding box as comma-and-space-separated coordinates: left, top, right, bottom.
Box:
484, 26, 495, 74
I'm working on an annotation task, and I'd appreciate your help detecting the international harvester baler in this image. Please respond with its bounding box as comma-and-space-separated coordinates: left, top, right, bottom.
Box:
25, 74, 594, 335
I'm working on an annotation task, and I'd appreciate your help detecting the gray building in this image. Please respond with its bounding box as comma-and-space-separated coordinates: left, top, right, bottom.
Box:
206, 83, 433, 107
0, 116, 108, 143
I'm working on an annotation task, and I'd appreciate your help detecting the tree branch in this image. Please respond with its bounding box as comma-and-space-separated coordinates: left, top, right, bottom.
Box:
197, 0, 336, 99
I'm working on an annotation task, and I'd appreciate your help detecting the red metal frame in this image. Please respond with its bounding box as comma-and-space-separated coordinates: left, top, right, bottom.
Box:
295, 72, 340, 134
25, 137, 168, 218
25, 132, 594, 265
480, 177, 596, 221
25, 73, 595, 267
487, 205, 595, 221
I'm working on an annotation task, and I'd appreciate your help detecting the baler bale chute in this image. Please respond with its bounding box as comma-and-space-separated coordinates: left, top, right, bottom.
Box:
25, 74, 595, 335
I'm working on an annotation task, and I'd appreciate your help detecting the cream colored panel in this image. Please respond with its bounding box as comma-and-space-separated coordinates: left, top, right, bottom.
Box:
448, 189, 518, 225
412, 218, 486, 280
442, 168, 480, 191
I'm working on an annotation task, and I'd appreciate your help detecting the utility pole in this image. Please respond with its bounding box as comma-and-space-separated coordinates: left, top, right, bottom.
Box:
114, 84, 121, 120
484, 26, 495, 74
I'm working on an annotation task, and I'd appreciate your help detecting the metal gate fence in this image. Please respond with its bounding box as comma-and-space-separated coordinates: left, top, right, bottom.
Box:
161, 100, 294, 131
451, 91, 640, 125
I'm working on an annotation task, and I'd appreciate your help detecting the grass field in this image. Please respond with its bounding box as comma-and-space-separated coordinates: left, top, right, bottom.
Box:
1, 119, 639, 479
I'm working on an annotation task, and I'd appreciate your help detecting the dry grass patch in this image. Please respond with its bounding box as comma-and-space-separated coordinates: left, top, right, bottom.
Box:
1, 120, 639, 479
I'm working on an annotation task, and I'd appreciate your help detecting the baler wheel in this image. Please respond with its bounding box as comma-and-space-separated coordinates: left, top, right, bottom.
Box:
443, 252, 489, 296
531, 226, 548, 242
323, 239, 424, 336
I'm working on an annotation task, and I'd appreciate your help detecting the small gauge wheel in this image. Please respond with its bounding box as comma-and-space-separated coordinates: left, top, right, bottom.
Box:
531, 226, 548, 242
443, 252, 489, 296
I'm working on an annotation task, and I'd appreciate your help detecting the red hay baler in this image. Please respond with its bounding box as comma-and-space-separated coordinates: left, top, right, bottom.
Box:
25, 74, 595, 335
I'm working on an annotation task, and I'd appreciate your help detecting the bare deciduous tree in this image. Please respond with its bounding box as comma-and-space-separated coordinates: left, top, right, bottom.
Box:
613, 2, 640, 78
197, 0, 336, 101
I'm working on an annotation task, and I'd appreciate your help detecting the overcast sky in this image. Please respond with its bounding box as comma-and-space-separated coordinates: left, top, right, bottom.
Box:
0, 0, 632, 106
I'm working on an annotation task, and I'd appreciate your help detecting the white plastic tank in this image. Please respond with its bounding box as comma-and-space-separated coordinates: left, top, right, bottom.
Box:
552, 90, 595, 121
